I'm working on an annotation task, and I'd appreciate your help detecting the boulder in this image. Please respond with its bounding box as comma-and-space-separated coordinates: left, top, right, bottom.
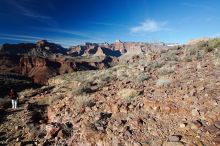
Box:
168, 135, 182, 142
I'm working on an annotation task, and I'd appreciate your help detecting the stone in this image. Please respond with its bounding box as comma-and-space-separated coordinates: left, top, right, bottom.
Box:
168, 135, 182, 142
191, 120, 203, 129
163, 142, 185, 146
15, 126, 22, 131
34, 141, 39, 145
96, 126, 104, 131
180, 123, 187, 128
55, 136, 59, 141
214, 121, 220, 129
16, 137, 21, 142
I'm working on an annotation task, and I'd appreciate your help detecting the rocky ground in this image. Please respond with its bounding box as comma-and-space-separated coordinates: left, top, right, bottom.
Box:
1, 39, 220, 146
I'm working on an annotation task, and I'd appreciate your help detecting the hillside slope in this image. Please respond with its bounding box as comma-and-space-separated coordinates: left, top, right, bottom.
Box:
44, 40, 220, 145
1, 38, 220, 146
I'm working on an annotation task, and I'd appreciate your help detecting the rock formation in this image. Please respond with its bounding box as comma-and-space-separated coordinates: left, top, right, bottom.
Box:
0, 40, 119, 84
67, 41, 170, 57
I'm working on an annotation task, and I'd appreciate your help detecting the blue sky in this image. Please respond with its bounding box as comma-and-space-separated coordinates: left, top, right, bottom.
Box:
0, 0, 219, 47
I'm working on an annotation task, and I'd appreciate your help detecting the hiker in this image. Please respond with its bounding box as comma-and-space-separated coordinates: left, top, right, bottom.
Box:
8, 89, 19, 109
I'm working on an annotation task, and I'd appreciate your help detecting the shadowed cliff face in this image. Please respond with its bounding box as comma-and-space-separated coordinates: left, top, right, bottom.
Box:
0, 55, 115, 85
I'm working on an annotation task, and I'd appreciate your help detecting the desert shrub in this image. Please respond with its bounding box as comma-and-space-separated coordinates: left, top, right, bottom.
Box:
111, 64, 128, 71
129, 62, 138, 68
183, 55, 192, 62
156, 78, 172, 86
208, 38, 220, 48
48, 95, 63, 105
153, 61, 164, 68
187, 46, 198, 55
212, 48, 220, 66
92, 71, 115, 87
197, 41, 208, 48
74, 95, 91, 109
37, 94, 63, 105
137, 73, 150, 82
147, 61, 165, 70
158, 66, 175, 76
170, 46, 182, 50
19, 88, 35, 97
161, 50, 179, 61
198, 38, 220, 53
138, 59, 148, 67
182, 46, 204, 61
204, 46, 214, 52
214, 51, 220, 59
72, 70, 114, 95
117, 88, 139, 101
116, 69, 129, 81
72, 86, 85, 95
196, 51, 205, 60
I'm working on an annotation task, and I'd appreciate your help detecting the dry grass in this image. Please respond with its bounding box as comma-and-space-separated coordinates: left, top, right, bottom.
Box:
74, 95, 91, 109
117, 88, 139, 101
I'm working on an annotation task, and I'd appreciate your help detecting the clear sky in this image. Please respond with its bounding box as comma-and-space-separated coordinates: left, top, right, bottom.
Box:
0, 0, 219, 47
